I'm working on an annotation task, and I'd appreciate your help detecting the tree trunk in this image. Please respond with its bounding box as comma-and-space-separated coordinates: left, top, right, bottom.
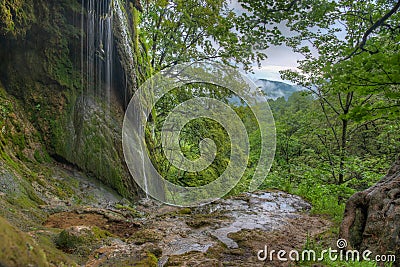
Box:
339, 157, 400, 262
338, 118, 348, 185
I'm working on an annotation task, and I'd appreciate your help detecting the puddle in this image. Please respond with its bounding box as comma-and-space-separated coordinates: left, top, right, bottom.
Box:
157, 191, 312, 255
195, 191, 311, 248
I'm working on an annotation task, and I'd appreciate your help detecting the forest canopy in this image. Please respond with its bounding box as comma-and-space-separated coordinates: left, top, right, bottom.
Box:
138, 0, 400, 212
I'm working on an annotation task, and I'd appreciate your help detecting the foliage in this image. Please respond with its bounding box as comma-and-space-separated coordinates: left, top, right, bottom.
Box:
230, 1, 400, 223
278, 0, 400, 184
146, 83, 235, 188
139, 0, 400, 210
263, 91, 398, 222
140, 0, 266, 71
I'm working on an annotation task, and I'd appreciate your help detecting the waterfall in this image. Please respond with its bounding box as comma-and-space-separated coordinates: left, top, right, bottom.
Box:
139, 140, 149, 199
104, 13, 113, 114
81, 0, 148, 198
82, 0, 138, 109
82, 0, 114, 111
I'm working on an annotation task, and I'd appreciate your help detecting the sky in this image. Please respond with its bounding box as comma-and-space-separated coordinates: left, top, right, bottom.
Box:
228, 0, 303, 83
248, 45, 303, 84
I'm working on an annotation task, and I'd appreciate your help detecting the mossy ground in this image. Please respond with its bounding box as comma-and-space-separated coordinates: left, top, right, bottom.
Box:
0, 82, 122, 265
0, 216, 49, 267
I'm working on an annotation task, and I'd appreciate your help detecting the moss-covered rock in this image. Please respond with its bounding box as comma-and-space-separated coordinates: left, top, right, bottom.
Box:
0, 216, 49, 267
127, 229, 162, 245
51, 96, 136, 198
0, 0, 142, 199
56, 225, 113, 257
0, 0, 35, 37
0, 81, 48, 164
32, 230, 77, 266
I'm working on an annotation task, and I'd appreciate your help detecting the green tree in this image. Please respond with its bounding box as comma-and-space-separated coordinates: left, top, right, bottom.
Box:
141, 0, 266, 71
238, 0, 400, 184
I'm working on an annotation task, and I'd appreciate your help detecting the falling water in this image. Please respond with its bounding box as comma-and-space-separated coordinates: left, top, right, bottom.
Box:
82, 0, 113, 111
140, 139, 149, 199
82, 0, 137, 109
82, 0, 149, 198
112, 0, 135, 61
113, 0, 150, 199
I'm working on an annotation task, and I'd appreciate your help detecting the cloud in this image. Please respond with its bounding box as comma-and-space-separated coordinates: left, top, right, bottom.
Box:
246, 65, 299, 84
228, 0, 312, 84
228, 0, 247, 14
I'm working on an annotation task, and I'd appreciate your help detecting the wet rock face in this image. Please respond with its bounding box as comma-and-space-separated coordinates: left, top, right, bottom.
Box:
56, 96, 140, 199
0, 0, 142, 200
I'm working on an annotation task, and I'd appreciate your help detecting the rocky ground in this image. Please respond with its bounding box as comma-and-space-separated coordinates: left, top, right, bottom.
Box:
0, 156, 333, 266
43, 191, 332, 266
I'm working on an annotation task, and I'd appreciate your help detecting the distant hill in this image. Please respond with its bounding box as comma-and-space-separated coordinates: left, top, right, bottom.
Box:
255, 79, 303, 100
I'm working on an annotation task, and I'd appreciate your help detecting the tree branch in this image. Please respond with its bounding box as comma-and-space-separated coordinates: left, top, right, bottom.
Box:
358, 0, 400, 50
342, 0, 400, 60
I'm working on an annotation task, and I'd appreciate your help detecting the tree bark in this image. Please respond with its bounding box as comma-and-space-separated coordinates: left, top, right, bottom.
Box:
340, 157, 400, 261
338, 118, 348, 185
